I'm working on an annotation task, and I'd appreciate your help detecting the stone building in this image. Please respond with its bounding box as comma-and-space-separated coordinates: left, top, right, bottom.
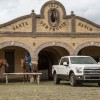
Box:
0, 0, 100, 79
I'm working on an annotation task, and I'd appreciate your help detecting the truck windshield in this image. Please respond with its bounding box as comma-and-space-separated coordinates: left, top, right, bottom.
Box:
70, 57, 97, 64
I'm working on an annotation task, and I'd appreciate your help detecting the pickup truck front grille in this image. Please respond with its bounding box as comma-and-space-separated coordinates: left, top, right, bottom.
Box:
84, 67, 100, 74
84, 67, 100, 80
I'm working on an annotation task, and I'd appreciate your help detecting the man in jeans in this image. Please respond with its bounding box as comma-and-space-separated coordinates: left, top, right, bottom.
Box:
24, 52, 33, 72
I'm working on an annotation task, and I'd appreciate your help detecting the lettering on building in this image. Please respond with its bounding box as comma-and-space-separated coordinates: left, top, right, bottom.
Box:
40, 21, 66, 31
78, 22, 93, 31
12, 22, 28, 30
49, 3, 59, 9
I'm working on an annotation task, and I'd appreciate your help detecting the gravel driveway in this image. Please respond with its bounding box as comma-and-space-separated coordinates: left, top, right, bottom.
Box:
0, 81, 100, 100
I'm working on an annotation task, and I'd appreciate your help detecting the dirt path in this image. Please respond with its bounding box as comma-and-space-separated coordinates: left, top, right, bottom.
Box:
0, 81, 100, 100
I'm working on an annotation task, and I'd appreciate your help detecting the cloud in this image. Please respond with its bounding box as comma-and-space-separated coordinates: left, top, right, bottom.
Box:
64, 0, 100, 24
0, 0, 100, 25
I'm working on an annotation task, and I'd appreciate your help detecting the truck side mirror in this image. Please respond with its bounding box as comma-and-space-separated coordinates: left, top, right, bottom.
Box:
63, 62, 68, 66
98, 62, 100, 64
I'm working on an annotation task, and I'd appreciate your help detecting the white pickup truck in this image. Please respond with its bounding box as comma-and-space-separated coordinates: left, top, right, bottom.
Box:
52, 56, 100, 86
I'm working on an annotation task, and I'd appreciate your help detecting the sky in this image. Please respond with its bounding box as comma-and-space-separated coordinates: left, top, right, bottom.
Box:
0, 0, 100, 25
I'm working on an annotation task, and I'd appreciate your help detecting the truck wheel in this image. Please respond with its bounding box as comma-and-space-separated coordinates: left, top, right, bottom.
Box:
54, 74, 60, 84
70, 73, 77, 86
98, 83, 100, 86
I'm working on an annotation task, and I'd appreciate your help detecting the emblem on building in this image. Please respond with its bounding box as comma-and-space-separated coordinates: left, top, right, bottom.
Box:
48, 8, 59, 27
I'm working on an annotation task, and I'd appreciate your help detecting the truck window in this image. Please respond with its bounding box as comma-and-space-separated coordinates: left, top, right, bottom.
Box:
60, 58, 69, 65
70, 57, 97, 64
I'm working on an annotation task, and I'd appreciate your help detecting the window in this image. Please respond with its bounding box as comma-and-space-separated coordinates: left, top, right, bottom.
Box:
70, 57, 97, 64
51, 9, 57, 23
60, 58, 69, 65
48, 8, 59, 27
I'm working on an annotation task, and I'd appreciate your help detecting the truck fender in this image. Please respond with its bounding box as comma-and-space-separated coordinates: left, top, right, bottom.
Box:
69, 70, 74, 78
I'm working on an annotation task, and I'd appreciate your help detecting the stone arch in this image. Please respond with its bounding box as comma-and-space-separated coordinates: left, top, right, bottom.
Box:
73, 42, 100, 55
40, 0, 66, 18
33, 42, 73, 59
0, 41, 33, 56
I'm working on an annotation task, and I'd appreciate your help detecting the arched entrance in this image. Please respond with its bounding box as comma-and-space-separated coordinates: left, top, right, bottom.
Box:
0, 46, 30, 73
74, 42, 100, 62
78, 46, 100, 62
0, 41, 33, 79
38, 46, 70, 80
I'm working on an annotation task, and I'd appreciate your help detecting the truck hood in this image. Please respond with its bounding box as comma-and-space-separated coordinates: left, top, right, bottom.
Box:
72, 64, 100, 69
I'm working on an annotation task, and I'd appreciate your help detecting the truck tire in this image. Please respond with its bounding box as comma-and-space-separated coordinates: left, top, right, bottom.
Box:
54, 73, 60, 84
70, 73, 77, 86
98, 83, 100, 86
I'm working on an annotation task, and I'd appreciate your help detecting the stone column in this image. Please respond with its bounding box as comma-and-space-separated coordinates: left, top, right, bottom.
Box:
71, 11, 76, 33
31, 10, 36, 33
31, 57, 38, 72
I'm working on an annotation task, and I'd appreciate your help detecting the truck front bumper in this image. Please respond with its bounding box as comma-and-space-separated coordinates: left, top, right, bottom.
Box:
75, 75, 100, 83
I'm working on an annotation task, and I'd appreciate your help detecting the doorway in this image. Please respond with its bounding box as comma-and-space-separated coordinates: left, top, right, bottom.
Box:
38, 46, 69, 80
5, 51, 14, 73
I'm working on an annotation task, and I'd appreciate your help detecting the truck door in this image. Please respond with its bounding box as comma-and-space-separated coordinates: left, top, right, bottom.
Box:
59, 57, 69, 75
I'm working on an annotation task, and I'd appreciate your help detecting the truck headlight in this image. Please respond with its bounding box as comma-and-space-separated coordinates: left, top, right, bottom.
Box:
75, 67, 83, 73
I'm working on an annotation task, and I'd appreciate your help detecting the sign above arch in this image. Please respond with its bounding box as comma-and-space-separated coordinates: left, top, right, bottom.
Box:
36, 0, 71, 33
0, 0, 99, 34
40, 0, 66, 18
